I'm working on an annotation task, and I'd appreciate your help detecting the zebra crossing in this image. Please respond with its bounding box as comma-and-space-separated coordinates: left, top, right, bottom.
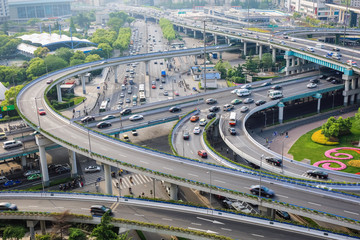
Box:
113, 174, 153, 189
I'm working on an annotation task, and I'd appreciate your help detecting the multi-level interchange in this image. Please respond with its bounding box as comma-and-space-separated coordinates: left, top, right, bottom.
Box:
1, 5, 360, 240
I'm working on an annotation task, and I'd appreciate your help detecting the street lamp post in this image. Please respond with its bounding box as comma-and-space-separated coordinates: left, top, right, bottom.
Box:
207, 170, 212, 213
87, 121, 92, 156
203, 19, 207, 92
343, 0, 349, 46
332, 92, 335, 109
259, 154, 264, 202
34, 98, 41, 129
281, 135, 289, 174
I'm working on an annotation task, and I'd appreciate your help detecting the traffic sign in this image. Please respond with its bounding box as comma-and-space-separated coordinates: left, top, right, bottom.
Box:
1, 105, 15, 111
0, 114, 2, 119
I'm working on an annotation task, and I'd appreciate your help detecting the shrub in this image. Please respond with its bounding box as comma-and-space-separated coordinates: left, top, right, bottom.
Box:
311, 130, 339, 145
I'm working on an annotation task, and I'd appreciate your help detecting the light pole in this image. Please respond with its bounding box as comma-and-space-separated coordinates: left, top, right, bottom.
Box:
332, 92, 335, 109
87, 121, 92, 156
34, 97, 41, 129
203, 19, 207, 92
343, 0, 349, 46
206, 170, 212, 213
281, 135, 289, 174
259, 154, 264, 202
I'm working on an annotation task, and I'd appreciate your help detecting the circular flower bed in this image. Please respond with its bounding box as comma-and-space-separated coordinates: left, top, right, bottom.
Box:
324, 147, 360, 160
313, 160, 347, 171
311, 130, 339, 145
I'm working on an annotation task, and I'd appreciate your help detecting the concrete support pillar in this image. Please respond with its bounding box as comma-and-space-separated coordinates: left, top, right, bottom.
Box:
170, 183, 178, 200
145, 61, 149, 76
317, 98, 321, 113
344, 79, 350, 106
56, 84, 62, 102
193, 31, 196, 38
40, 220, 46, 235
178, 26, 180, 31
256, 45, 259, 55
259, 45, 263, 60
81, 74, 86, 94
68, 150, 77, 178
21, 156, 27, 169
214, 35, 217, 45
227, 37, 230, 45
27, 221, 38, 240
243, 42, 247, 56
285, 57, 290, 76
103, 164, 112, 195
272, 48, 276, 63
184, 28, 187, 35
278, 102, 284, 124
291, 57, 295, 67
350, 78, 356, 104
112, 66, 118, 83
35, 135, 53, 187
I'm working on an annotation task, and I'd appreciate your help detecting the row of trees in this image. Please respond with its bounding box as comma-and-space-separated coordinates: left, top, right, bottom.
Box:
159, 18, 176, 41
321, 116, 352, 139
113, 28, 132, 54
0, 34, 21, 57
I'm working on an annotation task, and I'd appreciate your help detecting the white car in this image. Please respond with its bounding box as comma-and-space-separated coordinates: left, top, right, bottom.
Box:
231, 89, 239, 94
24, 169, 41, 177
199, 118, 207, 126
129, 114, 144, 121
240, 106, 249, 113
85, 165, 101, 173
193, 126, 201, 135
307, 83, 317, 88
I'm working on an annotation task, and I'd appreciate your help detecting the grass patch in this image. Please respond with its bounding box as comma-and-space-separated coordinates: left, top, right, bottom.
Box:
289, 124, 360, 174
73, 96, 86, 105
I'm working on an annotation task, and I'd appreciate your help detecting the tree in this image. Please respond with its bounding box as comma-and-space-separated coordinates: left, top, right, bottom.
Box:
55, 47, 74, 63
98, 43, 113, 58
71, 50, 86, 61
34, 47, 50, 58
243, 56, 258, 75
69, 18, 77, 33
3, 225, 26, 240
321, 116, 352, 139
26, 57, 47, 79
91, 212, 118, 240
68, 228, 87, 240
261, 53, 273, 69
70, 58, 84, 66
44, 55, 68, 72
214, 60, 231, 79
85, 54, 101, 63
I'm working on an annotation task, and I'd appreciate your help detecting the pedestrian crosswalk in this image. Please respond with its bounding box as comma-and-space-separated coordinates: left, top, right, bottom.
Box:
112, 174, 153, 189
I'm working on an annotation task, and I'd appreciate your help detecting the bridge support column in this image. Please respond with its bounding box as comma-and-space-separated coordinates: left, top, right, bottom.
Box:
27, 221, 38, 240
178, 26, 180, 31
40, 220, 46, 235
81, 74, 86, 94
272, 48, 276, 63
227, 37, 230, 45
278, 102, 284, 124
68, 150, 77, 178
184, 28, 187, 35
193, 31, 197, 38
21, 156, 27, 169
259, 44, 263, 60
119, 227, 129, 234
285, 56, 290, 76
56, 84, 62, 102
170, 183, 178, 200
350, 77, 357, 104
342, 74, 353, 106
112, 66, 118, 83
145, 61, 149, 76
314, 93, 322, 114
243, 42, 247, 56
214, 35, 217, 45
103, 164, 112, 195
35, 135, 52, 187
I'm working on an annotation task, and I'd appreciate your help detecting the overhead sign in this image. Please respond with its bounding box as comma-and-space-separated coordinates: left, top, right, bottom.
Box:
1, 105, 15, 111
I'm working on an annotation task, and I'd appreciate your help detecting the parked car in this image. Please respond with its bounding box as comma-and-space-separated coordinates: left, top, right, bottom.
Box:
55, 166, 71, 174
249, 185, 275, 198
228, 127, 236, 135
209, 106, 220, 112
306, 170, 328, 179
183, 132, 190, 140
27, 173, 42, 181
97, 122, 111, 129
198, 150, 207, 158
120, 108, 132, 115
0, 202, 18, 211
206, 98, 217, 104
255, 100, 266, 106
265, 157, 282, 166
85, 165, 101, 173
169, 106, 181, 113
193, 126, 201, 134
81, 116, 95, 123
190, 115, 199, 122
129, 115, 143, 121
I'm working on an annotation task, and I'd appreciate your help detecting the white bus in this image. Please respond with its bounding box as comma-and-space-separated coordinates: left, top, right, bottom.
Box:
229, 112, 237, 126
139, 84, 145, 92
139, 92, 146, 104
99, 100, 108, 112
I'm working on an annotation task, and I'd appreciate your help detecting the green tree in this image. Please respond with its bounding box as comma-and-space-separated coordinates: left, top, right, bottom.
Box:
243, 56, 258, 75
34, 47, 50, 58
35, 234, 51, 240
261, 53, 273, 69
44, 55, 68, 72
85, 54, 101, 63
27, 18, 40, 26
113, 28, 131, 53
55, 47, 74, 63
68, 228, 87, 240
353, 108, 360, 134
71, 50, 86, 61
3, 225, 26, 240
214, 60, 231, 79
98, 43, 113, 58
52, 211, 73, 240
91, 212, 118, 240
90, 29, 117, 46
26, 57, 47, 79
70, 58, 85, 66
321, 116, 352, 138
69, 18, 77, 33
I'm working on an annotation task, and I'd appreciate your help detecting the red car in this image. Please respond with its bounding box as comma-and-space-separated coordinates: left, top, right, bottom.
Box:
38, 108, 46, 115
152, 85, 156, 89
198, 150, 207, 158
190, 115, 199, 122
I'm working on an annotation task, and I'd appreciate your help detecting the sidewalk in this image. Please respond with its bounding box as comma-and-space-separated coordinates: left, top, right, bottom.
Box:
250, 106, 359, 159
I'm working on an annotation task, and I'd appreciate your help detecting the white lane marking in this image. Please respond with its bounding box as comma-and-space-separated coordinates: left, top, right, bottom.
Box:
162, 218, 173, 221
344, 210, 359, 215
308, 202, 322, 206
188, 227, 218, 234
118, 153, 127, 157
214, 179, 226, 184
251, 234, 264, 238
221, 228, 232, 231
163, 167, 173, 171
276, 194, 289, 199
140, 161, 149, 164
191, 222, 202, 226
197, 217, 224, 225
135, 214, 144, 217
188, 173, 199, 177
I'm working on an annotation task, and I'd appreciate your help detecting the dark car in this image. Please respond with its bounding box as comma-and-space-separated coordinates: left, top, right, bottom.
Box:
265, 157, 282, 166
331, 79, 342, 84
81, 116, 95, 123
306, 170, 328, 179
261, 82, 271, 87
169, 106, 181, 113
120, 108, 132, 116
255, 100, 266, 106
310, 79, 319, 83
55, 166, 71, 174
131, 129, 138, 136
209, 106, 220, 112
249, 185, 275, 198
276, 210, 291, 220
325, 76, 334, 82
271, 85, 282, 90
207, 112, 216, 119
96, 121, 112, 129
90, 205, 112, 216
183, 131, 190, 140
0, 202, 17, 211
228, 127, 236, 135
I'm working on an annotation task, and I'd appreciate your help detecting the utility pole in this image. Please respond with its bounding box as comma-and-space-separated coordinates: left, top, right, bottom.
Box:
203, 19, 207, 92
343, 0, 349, 46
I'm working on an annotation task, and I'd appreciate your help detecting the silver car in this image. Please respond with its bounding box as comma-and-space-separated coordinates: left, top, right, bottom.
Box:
84, 165, 101, 173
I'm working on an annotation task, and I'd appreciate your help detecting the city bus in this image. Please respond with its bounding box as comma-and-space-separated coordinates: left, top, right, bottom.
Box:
229, 112, 237, 126
139, 92, 146, 104
139, 84, 145, 92
99, 100, 108, 112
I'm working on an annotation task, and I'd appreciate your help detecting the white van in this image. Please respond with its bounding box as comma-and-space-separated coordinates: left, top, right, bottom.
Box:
3, 140, 22, 150
268, 90, 283, 100
236, 89, 251, 97
316, 43, 324, 49
306, 46, 314, 52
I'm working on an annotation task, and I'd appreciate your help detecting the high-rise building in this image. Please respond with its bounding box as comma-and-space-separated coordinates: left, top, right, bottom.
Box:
0, 0, 9, 23
289, 0, 340, 20
350, 0, 360, 7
